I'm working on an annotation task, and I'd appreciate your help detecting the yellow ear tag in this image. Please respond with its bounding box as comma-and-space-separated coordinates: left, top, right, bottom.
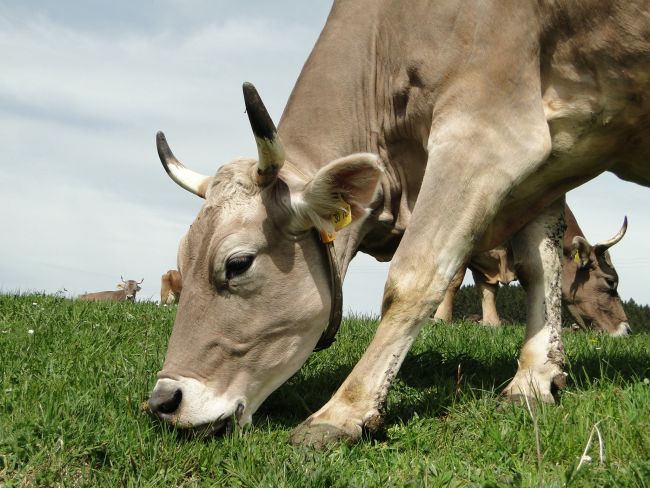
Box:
573, 252, 581, 265
331, 198, 352, 231
319, 197, 352, 243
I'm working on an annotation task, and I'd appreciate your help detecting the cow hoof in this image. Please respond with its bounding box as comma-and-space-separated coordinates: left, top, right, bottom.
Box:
500, 392, 555, 411
290, 420, 360, 450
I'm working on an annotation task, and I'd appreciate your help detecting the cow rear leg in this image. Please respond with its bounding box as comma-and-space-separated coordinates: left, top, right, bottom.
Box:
503, 198, 566, 405
433, 266, 466, 322
472, 270, 501, 326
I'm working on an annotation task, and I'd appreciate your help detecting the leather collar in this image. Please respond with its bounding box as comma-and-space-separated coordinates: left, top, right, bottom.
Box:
313, 233, 344, 351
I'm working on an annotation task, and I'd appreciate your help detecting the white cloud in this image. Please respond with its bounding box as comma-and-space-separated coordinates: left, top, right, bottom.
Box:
0, 2, 648, 316
0, 13, 314, 128
0, 3, 328, 304
0, 177, 192, 300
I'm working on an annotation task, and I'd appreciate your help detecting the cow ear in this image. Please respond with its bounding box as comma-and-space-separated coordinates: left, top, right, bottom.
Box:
293, 153, 383, 232
116, 282, 126, 290
571, 236, 592, 269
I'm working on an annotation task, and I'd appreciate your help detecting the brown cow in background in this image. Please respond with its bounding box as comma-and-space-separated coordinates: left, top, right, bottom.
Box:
435, 207, 630, 336
78, 277, 143, 302
160, 270, 182, 305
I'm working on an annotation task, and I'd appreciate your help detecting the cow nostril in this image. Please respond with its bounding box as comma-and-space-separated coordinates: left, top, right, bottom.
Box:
154, 388, 183, 415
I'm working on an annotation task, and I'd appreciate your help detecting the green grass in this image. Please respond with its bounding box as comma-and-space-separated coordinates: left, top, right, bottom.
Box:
1, 293, 649, 487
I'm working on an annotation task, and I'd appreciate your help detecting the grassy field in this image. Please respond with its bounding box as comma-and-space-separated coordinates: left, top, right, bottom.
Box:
1, 293, 649, 487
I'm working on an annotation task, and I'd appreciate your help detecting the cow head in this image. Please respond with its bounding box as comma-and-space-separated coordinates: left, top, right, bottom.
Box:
117, 277, 143, 300
147, 83, 382, 432
563, 218, 630, 336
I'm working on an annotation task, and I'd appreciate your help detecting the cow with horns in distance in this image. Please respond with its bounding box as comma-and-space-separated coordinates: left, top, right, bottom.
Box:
78, 277, 143, 302
435, 206, 631, 336
148, 0, 650, 448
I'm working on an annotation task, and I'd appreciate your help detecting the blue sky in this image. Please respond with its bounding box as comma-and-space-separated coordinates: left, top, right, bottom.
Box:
1, 1, 649, 315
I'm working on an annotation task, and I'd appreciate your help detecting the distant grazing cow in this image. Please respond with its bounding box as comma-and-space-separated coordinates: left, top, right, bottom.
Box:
435, 207, 630, 336
160, 270, 182, 305
78, 277, 143, 302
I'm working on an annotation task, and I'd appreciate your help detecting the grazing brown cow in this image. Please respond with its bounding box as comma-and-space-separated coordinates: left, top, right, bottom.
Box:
435, 207, 631, 336
78, 277, 143, 302
147, 0, 650, 448
160, 270, 182, 305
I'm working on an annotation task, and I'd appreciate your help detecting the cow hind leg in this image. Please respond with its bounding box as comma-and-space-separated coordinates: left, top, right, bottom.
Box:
472, 270, 501, 326
433, 266, 466, 322
503, 198, 566, 405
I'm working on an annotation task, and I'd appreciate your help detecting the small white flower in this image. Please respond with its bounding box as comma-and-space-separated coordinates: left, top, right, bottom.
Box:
32, 302, 38, 306
579, 455, 592, 464
27, 329, 34, 335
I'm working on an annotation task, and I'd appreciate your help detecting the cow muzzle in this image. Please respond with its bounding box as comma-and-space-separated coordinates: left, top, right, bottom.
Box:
147, 377, 248, 434
611, 321, 632, 337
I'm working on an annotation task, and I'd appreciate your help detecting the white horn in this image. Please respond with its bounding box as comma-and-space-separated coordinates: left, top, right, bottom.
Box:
242, 82, 284, 185
594, 216, 628, 254
156, 131, 211, 199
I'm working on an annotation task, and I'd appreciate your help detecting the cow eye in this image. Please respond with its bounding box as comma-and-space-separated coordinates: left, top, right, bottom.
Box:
226, 255, 254, 279
604, 277, 617, 290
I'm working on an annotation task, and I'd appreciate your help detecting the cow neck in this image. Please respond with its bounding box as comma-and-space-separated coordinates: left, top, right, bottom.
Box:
278, 2, 381, 173
277, 2, 412, 263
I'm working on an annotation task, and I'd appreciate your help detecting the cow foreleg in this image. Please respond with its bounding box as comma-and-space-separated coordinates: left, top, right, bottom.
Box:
290, 275, 441, 449
503, 198, 566, 404
292, 158, 551, 447
291, 73, 552, 447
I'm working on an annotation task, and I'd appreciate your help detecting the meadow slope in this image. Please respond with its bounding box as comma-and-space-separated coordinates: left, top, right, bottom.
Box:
1, 294, 649, 487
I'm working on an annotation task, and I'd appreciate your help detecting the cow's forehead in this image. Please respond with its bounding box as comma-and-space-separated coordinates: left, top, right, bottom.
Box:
205, 158, 260, 205
197, 157, 299, 234
182, 160, 280, 255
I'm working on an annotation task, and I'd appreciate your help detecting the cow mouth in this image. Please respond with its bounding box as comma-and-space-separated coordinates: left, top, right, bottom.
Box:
189, 403, 246, 437
611, 321, 632, 337
178, 416, 235, 438
144, 400, 246, 438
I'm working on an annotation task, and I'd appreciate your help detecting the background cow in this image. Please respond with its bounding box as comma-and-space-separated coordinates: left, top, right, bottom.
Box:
160, 270, 182, 305
435, 207, 630, 336
78, 277, 143, 302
